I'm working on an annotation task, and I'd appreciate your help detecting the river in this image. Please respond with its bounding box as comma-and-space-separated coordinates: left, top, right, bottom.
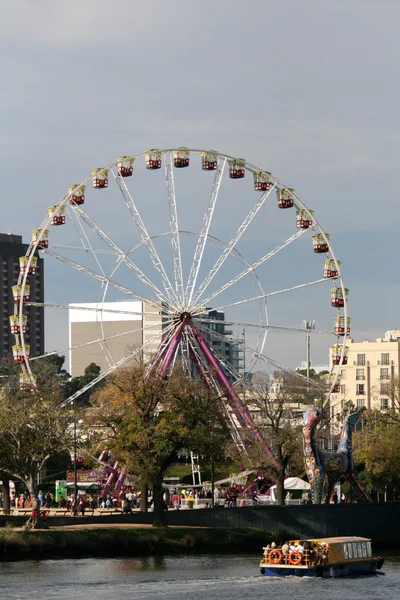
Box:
0, 553, 399, 600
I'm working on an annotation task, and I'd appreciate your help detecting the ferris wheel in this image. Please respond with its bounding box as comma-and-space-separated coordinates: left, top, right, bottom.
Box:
12, 147, 348, 459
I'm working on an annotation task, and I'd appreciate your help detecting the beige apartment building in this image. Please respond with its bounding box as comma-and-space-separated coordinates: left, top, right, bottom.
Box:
69, 300, 166, 376
329, 329, 400, 417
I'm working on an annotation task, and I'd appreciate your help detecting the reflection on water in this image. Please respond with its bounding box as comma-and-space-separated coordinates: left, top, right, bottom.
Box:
0, 553, 399, 600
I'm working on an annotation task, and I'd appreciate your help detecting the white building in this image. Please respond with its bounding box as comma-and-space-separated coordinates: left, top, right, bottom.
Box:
329, 329, 400, 416
69, 301, 166, 376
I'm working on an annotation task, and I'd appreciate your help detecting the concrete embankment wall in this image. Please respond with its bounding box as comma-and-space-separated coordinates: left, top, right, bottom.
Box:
166, 503, 399, 544
1, 503, 398, 544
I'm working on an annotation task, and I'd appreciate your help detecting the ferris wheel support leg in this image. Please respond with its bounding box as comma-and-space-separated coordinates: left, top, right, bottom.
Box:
189, 323, 280, 470
187, 341, 246, 454
155, 320, 185, 380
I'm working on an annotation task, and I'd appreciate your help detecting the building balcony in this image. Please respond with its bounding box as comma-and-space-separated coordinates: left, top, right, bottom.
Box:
356, 376, 365, 380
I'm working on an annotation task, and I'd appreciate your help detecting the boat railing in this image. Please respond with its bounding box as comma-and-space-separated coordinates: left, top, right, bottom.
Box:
262, 546, 328, 567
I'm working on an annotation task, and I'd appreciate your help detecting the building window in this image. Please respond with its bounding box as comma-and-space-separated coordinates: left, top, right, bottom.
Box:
381, 353, 390, 366
357, 354, 366, 366
380, 382, 389, 395
356, 399, 365, 408
380, 398, 389, 410
380, 368, 389, 380
356, 384, 365, 396
356, 369, 365, 380
340, 384, 346, 394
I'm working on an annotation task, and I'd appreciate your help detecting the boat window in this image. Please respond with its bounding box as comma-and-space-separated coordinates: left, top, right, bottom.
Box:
366, 541, 372, 557
348, 543, 353, 559
336, 543, 341, 552
344, 543, 349, 559
357, 543, 363, 558
355, 543, 361, 558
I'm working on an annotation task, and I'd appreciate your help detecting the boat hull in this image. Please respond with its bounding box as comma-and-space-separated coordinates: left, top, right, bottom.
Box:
260, 559, 383, 578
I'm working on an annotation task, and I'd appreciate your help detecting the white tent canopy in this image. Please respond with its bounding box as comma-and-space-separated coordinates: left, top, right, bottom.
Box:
278, 477, 310, 491
268, 477, 310, 502
214, 470, 254, 486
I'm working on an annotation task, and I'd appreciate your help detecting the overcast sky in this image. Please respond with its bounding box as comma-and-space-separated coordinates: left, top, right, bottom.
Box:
1, 0, 399, 370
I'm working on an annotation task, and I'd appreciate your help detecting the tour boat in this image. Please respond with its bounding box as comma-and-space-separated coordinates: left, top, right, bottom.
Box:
259, 536, 384, 578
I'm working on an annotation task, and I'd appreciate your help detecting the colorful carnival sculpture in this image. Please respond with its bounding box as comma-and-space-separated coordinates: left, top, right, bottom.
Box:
303, 406, 372, 504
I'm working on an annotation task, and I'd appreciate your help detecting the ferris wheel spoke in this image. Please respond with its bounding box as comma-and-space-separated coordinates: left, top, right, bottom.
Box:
193, 277, 328, 315
200, 228, 308, 307
52, 245, 119, 256
164, 151, 185, 305
112, 169, 178, 306
26, 301, 170, 319
192, 184, 277, 306
201, 326, 322, 389
42, 248, 164, 310
30, 318, 175, 363
59, 323, 176, 407
70, 204, 174, 307
67, 205, 106, 277
195, 318, 334, 335
185, 157, 226, 307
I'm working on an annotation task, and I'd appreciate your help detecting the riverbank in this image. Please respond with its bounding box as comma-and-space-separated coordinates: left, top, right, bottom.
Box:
0, 526, 268, 561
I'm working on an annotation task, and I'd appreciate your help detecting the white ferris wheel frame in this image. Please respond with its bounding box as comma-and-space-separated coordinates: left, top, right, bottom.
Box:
13, 148, 348, 408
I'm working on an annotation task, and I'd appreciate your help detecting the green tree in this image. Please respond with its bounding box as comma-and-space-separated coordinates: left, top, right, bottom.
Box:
353, 411, 400, 492
64, 362, 103, 406
241, 374, 306, 505
0, 361, 75, 527
89, 364, 228, 526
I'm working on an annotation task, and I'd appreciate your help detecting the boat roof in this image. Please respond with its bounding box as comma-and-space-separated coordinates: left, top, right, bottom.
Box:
302, 536, 371, 544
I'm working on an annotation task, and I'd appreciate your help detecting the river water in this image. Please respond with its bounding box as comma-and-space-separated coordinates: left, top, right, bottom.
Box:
0, 553, 399, 600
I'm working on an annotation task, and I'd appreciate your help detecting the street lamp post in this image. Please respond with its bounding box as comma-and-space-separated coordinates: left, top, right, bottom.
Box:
242, 328, 246, 399
302, 320, 316, 392
73, 398, 78, 512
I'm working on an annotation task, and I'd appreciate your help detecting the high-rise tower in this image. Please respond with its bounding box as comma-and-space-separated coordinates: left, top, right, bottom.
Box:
0, 233, 44, 359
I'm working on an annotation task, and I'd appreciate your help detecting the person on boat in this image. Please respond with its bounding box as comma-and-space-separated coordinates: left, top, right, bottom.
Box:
263, 544, 271, 557
319, 542, 329, 564
271, 541, 277, 548
281, 541, 289, 563
296, 542, 304, 555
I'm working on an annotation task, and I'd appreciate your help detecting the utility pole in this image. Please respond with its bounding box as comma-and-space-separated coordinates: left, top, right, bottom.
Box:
302, 320, 316, 392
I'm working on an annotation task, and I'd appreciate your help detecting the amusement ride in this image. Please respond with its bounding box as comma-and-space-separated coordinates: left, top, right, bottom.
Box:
11, 147, 349, 467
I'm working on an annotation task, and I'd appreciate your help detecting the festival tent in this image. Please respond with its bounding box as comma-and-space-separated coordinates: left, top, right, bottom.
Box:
65, 482, 102, 490
281, 477, 310, 490
214, 470, 254, 486
267, 477, 310, 502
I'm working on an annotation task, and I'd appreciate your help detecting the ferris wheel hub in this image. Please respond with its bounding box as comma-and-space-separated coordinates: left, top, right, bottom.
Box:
178, 311, 192, 323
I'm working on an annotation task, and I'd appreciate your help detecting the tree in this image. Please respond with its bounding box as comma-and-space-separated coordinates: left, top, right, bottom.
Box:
89, 364, 229, 526
0, 361, 75, 527
64, 362, 103, 406
241, 374, 306, 505
353, 410, 400, 492
377, 376, 400, 422
289, 370, 327, 405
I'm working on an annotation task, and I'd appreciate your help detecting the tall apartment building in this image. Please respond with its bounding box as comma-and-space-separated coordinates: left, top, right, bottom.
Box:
199, 309, 244, 382
69, 301, 167, 376
0, 233, 44, 359
329, 329, 400, 416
